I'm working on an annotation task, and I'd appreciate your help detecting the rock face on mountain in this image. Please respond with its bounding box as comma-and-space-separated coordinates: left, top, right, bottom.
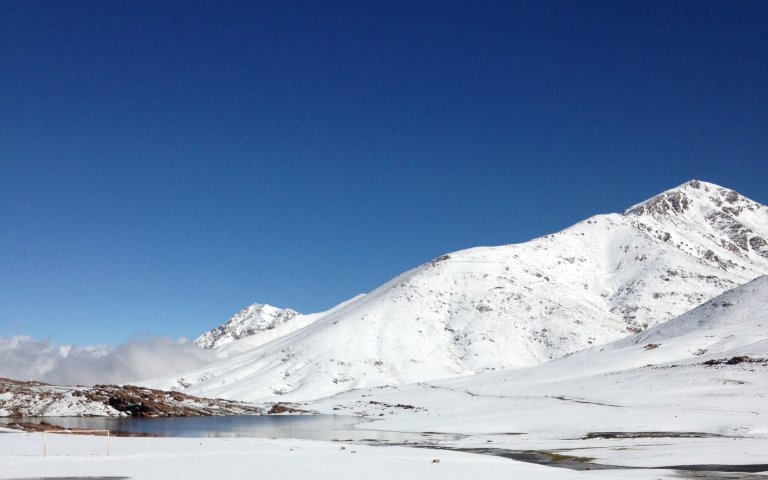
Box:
624, 179, 768, 267
149, 180, 768, 402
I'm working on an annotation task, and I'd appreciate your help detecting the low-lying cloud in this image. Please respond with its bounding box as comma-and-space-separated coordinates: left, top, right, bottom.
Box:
0, 335, 215, 386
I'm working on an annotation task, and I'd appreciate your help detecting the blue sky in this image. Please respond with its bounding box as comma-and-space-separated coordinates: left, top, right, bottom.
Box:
1, 1, 766, 345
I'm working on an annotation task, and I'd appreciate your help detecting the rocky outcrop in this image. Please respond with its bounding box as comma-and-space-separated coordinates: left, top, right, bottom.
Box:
0, 377, 265, 417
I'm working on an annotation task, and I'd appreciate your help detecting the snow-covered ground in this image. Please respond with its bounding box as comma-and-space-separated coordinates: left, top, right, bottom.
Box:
2, 429, 766, 480
306, 276, 768, 439
287, 276, 768, 475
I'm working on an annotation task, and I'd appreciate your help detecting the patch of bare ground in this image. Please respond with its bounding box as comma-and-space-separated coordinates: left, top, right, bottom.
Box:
431, 447, 768, 474
701, 356, 768, 366
582, 432, 724, 440
672, 473, 768, 480
83, 384, 265, 417
267, 403, 306, 414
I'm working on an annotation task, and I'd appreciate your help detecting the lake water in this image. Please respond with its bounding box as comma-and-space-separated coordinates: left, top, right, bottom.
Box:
1, 415, 462, 444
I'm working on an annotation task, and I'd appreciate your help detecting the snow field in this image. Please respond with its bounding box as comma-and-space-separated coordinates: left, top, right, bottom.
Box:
3, 430, 759, 480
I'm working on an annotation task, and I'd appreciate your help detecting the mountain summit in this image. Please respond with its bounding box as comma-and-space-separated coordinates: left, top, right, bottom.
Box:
148, 181, 768, 402
624, 180, 768, 265
626, 179, 760, 218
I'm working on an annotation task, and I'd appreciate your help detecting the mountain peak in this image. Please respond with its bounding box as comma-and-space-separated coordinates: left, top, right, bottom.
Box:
623, 180, 755, 218
622, 180, 768, 265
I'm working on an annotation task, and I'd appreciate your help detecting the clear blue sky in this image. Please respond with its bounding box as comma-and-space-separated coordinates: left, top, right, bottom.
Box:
1, 1, 766, 345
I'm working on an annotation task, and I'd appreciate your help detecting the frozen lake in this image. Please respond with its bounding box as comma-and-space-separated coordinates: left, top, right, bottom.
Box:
0, 415, 462, 443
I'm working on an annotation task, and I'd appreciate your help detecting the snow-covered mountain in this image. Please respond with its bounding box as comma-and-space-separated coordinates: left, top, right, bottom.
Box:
314, 275, 768, 439
148, 180, 768, 402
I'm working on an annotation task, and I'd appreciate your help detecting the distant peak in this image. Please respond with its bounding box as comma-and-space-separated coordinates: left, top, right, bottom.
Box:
195, 303, 301, 349
239, 303, 284, 314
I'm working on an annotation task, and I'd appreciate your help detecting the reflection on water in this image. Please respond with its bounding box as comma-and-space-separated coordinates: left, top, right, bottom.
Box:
0, 415, 462, 443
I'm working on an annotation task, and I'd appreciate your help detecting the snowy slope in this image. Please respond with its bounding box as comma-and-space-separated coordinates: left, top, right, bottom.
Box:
147, 180, 768, 402
312, 276, 768, 441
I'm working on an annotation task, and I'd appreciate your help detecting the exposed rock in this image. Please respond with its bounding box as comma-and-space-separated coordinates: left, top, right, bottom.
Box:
701, 356, 768, 366
267, 403, 305, 414
0, 377, 265, 417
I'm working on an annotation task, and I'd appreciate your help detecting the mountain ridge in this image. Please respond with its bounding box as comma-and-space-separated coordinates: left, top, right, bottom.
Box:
147, 180, 768, 402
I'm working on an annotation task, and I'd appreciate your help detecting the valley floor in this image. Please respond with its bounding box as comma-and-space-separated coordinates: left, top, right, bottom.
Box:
1, 426, 767, 480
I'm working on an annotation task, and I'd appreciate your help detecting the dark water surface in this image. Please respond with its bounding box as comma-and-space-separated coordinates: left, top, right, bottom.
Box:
435, 447, 768, 474
0, 415, 461, 443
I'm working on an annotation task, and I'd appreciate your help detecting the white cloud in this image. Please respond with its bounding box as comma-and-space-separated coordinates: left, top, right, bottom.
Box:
0, 335, 214, 386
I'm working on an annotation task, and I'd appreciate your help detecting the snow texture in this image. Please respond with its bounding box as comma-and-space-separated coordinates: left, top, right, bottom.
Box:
309, 275, 768, 443
1, 433, 699, 480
